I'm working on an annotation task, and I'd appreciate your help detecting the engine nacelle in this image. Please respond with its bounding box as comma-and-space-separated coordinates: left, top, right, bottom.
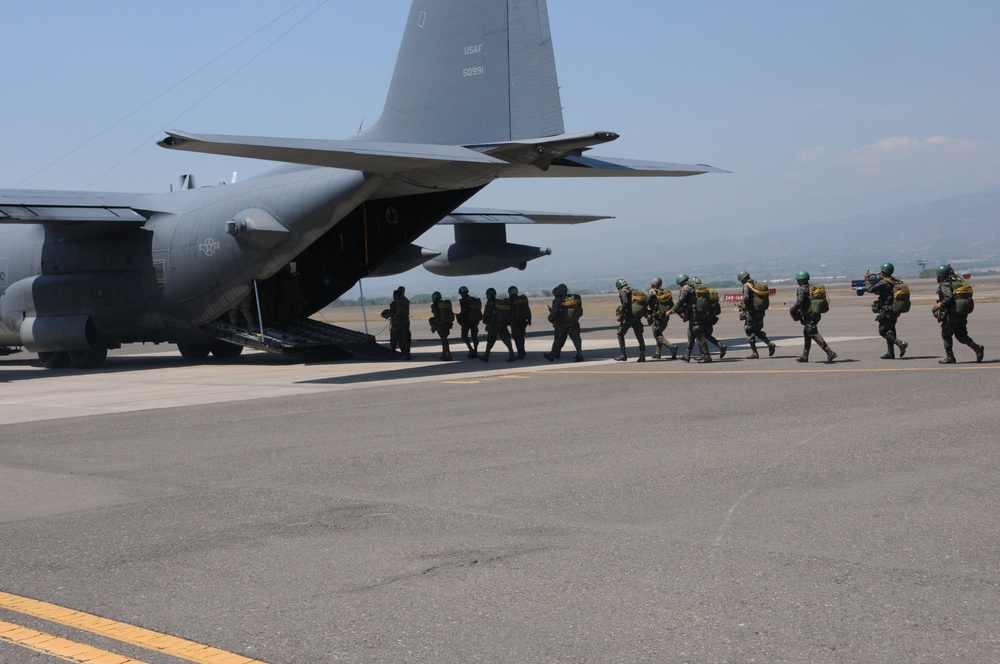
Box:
367, 244, 442, 277
423, 242, 551, 277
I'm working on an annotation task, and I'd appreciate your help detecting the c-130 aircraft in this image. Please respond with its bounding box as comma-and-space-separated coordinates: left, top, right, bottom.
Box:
0, 0, 724, 369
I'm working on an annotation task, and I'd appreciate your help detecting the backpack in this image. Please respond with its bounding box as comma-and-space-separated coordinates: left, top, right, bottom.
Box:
465, 297, 482, 324
650, 288, 673, 315
884, 277, 910, 314
512, 294, 531, 321
629, 289, 648, 318
748, 280, 770, 311
695, 285, 721, 318
951, 277, 975, 315
436, 299, 455, 324
809, 284, 830, 314
561, 294, 583, 325
494, 298, 511, 325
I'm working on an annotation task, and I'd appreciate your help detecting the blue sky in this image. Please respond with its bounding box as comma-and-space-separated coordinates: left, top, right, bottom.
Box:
3, 1, 999, 293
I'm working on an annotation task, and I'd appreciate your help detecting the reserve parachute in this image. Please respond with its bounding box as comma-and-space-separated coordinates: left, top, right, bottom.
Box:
809, 284, 830, 314
748, 280, 770, 311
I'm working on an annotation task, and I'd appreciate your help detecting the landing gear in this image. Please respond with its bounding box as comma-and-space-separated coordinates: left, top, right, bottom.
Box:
177, 341, 211, 360
38, 348, 109, 369
209, 341, 244, 359
37, 351, 71, 369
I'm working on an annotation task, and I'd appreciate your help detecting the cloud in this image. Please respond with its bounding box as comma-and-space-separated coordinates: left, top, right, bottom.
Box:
837, 136, 999, 178
796, 146, 827, 162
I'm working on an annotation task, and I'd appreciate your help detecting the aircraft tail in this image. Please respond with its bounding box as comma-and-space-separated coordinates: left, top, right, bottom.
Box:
361, 0, 564, 146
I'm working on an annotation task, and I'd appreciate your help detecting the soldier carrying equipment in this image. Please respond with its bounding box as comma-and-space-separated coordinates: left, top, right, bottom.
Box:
738, 270, 776, 359
864, 263, 909, 359
932, 264, 984, 363
543, 283, 584, 362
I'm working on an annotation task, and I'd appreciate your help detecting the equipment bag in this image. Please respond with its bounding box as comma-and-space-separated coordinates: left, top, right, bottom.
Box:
436, 299, 455, 324
561, 294, 583, 325
466, 297, 483, 324
749, 280, 770, 310
653, 288, 673, 313
952, 278, 975, 315
494, 298, 511, 325
630, 289, 648, 317
695, 286, 721, 318
885, 277, 911, 314
809, 284, 830, 314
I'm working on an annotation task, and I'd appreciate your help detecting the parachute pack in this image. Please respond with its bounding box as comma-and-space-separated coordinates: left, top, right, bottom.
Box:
512, 294, 531, 321
884, 277, 911, 314
436, 299, 455, 324
629, 289, 648, 318
695, 285, 721, 318
748, 280, 770, 311
494, 298, 512, 325
952, 277, 975, 315
561, 294, 583, 325
809, 284, 830, 314
465, 297, 482, 324
650, 288, 674, 314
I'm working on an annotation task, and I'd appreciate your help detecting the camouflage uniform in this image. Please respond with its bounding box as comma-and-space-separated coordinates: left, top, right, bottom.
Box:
934, 276, 984, 363
647, 286, 678, 360
543, 286, 583, 362
672, 280, 710, 362
382, 288, 411, 359
865, 276, 908, 359
508, 287, 531, 359
615, 281, 645, 361
740, 277, 776, 358
481, 291, 515, 362
790, 281, 836, 363
457, 289, 481, 358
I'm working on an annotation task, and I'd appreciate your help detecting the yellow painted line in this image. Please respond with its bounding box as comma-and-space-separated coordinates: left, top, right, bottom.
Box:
0, 591, 266, 663
0, 618, 148, 663
442, 380, 480, 384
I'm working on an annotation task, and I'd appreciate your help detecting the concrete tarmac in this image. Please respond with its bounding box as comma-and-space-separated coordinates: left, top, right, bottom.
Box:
1, 279, 998, 662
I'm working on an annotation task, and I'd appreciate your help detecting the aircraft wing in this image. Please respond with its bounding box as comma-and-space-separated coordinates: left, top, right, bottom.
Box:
159, 130, 505, 172
439, 208, 611, 224
495, 154, 730, 178
0, 190, 149, 225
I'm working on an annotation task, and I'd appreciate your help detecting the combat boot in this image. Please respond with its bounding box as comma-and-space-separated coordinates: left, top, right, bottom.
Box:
652, 343, 662, 360
442, 351, 453, 361
880, 341, 895, 360
506, 352, 516, 362
480, 352, 490, 363
467, 349, 478, 359
615, 353, 627, 361
825, 350, 838, 364
939, 350, 956, 364
797, 350, 809, 363
615, 341, 627, 361
637, 350, 645, 362
718, 343, 727, 359
574, 353, 584, 362
697, 354, 712, 363
543, 352, 555, 362
975, 344, 985, 363
747, 341, 759, 359
669, 343, 678, 360
768, 342, 777, 357
896, 340, 908, 358
681, 349, 691, 363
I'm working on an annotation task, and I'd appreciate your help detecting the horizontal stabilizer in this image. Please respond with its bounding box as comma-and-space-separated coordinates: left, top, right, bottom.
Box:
501, 154, 731, 178
158, 130, 504, 172
440, 208, 611, 225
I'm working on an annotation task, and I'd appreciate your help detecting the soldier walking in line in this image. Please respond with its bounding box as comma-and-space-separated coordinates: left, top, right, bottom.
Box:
737, 270, 777, 359
667, 274, 711, 363
508, 286, 531, 359
789, 270, 837, 363
381, 286, 411, 360
429, 291, 454, 361
864, 262, 909, 359
692, 277, 727, 360
457, 285, 482, 358
543, 283, 584, 362
480, 288, 516, 363
614, 278, 646, 362
646, 277, 678, 360
932, 264, 984, 364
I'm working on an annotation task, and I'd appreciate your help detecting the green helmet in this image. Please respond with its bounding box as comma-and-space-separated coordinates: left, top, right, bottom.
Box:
795, 270, 810, 281
485, 287, 497, 297
432, 291, 441, 300
553, 283, 568, 297
458, 285, 469, 295
615, 278, 628, 290
880, 262, 894, 275
650, 277, 662, 289
737, 270, 750, 283
508, 286, 518, 296
675, 273, 688, 285
935, 264, 951, 277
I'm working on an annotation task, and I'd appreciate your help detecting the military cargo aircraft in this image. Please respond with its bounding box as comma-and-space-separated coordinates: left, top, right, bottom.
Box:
0, 0, 725, 368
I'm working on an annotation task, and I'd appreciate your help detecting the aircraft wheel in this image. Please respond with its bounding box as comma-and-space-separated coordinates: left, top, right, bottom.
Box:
209, 341, 244, 359
69, 347, 108, 369
177, 341, 211, 360
38, 351, 71, 369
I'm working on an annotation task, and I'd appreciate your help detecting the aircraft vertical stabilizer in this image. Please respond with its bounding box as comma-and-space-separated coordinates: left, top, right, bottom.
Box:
362, 0, 564, 146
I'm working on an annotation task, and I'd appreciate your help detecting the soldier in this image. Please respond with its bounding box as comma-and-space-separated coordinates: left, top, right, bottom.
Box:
614, 278, 646, 362
480, 287, 516, 362
667, 274, 711, 363
864, 262, 909, 359
543, 283, 584, 362
508, 286, 531, 359
932, 264, 984, 364
456, 285, 482, 358
429, 291, 454, 361
789, 270, 837, 363
692, 277, 727, 359
381, 286, 411, 359
646, 277, 678, 360
737, 270, 777, 359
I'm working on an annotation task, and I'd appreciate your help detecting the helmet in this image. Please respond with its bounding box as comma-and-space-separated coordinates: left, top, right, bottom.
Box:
615, 278, 628, 290
675, 273, 688, 285
737, 270, 750, 283
795, 270, 810, 281
397, 286, 405, 294
692, 277, 702, 285
935, 264, 951, 277
432, 291, 441, 300
458, 286, 469, 295
880, 262, 894, 275
508, 286, 518, 296
553, 283, 568, 297
650, 277, 662, 289
486, 287, 497, 297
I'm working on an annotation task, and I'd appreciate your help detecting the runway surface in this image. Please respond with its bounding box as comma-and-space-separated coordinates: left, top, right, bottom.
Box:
2, 282, 998, 662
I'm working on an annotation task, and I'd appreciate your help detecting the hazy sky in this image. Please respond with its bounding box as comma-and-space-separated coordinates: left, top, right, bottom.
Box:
3, 1, 999, 295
